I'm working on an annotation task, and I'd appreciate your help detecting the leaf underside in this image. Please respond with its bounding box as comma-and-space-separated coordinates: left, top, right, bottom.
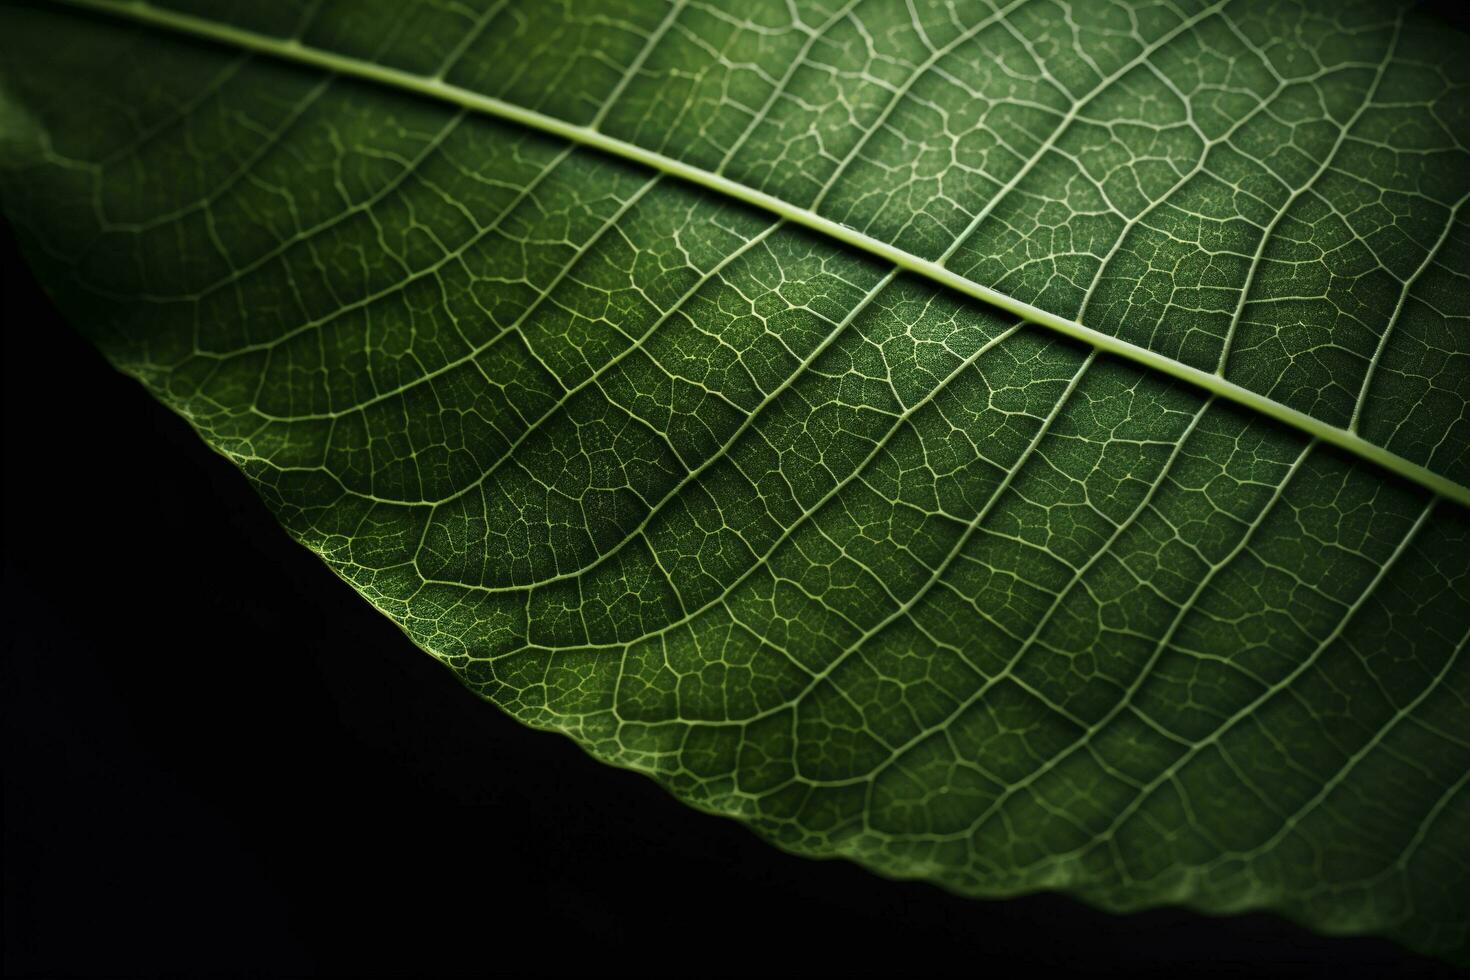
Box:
2, 0, 1468, 957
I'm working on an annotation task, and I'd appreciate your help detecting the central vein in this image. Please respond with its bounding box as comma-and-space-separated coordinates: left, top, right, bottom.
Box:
56, 0, 1470, 507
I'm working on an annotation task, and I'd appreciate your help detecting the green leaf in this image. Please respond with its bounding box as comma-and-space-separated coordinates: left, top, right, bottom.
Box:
3, 0, 1468, 957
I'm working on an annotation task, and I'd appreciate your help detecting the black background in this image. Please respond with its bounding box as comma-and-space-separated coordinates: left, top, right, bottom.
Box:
2, 219, 1464, 976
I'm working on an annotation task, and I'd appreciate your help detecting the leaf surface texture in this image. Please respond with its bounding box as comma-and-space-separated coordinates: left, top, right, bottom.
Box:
2, 0, 1468, 955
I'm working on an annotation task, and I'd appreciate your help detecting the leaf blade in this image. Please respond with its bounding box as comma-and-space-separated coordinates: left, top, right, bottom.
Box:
3, 0, 1468, 957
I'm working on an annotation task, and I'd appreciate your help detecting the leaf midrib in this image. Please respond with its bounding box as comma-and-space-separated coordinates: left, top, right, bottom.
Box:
54, 0, 1470, 507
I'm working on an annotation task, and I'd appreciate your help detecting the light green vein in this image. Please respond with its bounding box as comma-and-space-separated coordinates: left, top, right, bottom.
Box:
53, 0, 1470, 508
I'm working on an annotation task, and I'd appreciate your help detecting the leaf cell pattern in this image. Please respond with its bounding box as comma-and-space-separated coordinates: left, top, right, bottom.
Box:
1, 0, 1467, 956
